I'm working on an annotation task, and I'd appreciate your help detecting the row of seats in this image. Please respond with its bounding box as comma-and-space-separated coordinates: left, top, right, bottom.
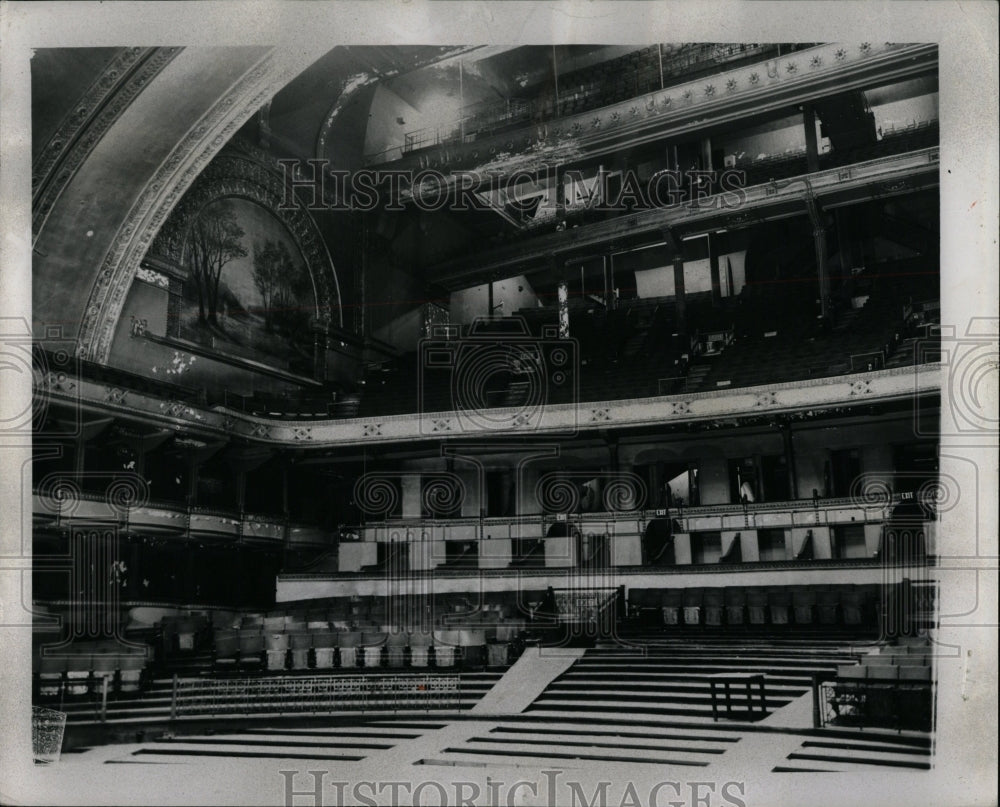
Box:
695, 270, 939, 392
211, 626, 523, 672
836, 660, 933, 683
829, 642, 935, 730
221, 596, 537, 627
629, 585, 881, 627
33, 641, 148, 698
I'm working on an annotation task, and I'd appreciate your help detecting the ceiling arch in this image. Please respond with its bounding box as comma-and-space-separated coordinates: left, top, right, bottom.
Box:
147, 144, 343, 329
32, 47, 183, 239
32, 44, 332, 363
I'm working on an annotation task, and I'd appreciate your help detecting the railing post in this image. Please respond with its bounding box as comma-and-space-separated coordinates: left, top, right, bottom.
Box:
710, 680, 718, 721
101, 676, 109, 723
170, 674, 179, 720
811, 674, 822, 728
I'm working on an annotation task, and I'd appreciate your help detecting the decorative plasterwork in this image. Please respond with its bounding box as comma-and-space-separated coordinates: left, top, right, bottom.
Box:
314, 72, 380, 161
368, 43, 932, 173
76, 45, 332, 363
146, 146, 341, 329
42, 364, 941, 449
32, 47, 183, 239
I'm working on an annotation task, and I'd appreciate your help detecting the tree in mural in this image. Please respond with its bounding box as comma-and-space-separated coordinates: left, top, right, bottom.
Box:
186, 201, 247, 325
251, 238, 296, 330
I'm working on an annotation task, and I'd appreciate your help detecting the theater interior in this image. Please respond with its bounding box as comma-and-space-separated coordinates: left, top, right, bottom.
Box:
12, 32, 983, 804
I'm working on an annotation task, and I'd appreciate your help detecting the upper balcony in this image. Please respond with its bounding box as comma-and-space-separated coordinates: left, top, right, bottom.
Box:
424, 144, 939, 289
364, 44, 803, 166
363, 43, 936, 176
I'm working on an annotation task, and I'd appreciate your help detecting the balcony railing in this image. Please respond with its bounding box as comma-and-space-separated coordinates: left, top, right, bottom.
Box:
364, 44, 811, 166
32, 490, 330, 545
363, 42, 933, 171
348, 494, 911, 542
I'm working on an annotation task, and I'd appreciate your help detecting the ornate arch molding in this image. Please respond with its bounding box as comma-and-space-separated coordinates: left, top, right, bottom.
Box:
314, 73, 379, 161
32, 47, 183, 239
77, 45, 332, 364
147, 146, 342, 330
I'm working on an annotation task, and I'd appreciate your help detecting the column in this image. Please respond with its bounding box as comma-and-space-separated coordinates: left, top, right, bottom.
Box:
649, 462, 663, 509
235, 470, 247, 514
673, 258, 686, 331
605, 433, 620, 476
803, 104, 820, 173
836, 207, 857, 279
782, 422, 799, 499
500, 469, 515, 518
709, 233, 722, 303
554, 164, 566, 221
665, 228, 686, 331
806, 196, 830, 320
186, 455, 199, 507
700, 137, 713, 171
281, 463, 290, 518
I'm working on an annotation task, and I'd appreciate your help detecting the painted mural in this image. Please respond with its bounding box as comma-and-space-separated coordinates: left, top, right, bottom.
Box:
179, 198, 316, 374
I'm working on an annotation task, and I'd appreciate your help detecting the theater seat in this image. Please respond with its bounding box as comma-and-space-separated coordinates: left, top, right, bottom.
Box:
487, 641, 510, 668
792, 587, 816, 624
661, 590, 682, 625
841, 588, 864, 625
290, 631, 312, 669
265, 632, 289, 670
312, 632, 337, 669
238, 631, 264, 670
213, 630, 239, 671
385, 632, 407, 668
37, 656, 67, 698
899, 665, 932, 682
91, 654, 118, 694
263, 616, 285, 632
409, 631, 433, 668
338, 631, 361, 668
119, 655, 145, 693
817, 587, 840, 624
724, 587, 746, 625
65, 653, 92, 696
838, 664, 868, 680
433, 630, 460, 668
175, 619, 200, 650
768, 588, 791, 625
459, 629, 487, 669
703, 588, 724, 626
747, 588, 768, 624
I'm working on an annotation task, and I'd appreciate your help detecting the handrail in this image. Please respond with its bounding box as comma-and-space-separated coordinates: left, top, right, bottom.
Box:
170, 673, 462, 717
279, 555, 911, 581
348, 494, 907, 532
429, 146, 939, 284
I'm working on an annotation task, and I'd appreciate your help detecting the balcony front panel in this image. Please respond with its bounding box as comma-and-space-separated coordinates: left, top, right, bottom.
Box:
38, 363, 941, 449
369, 43, 934, 175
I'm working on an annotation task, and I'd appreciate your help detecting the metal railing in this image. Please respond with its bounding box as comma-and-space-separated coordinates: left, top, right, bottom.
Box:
709, 674, 767, 722
350, 494, 908, 536
816, 676, 934, 732
170, 673, 461, 717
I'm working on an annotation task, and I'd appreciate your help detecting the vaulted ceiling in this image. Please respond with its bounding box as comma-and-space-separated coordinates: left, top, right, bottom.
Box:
30, 44, 528, 359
